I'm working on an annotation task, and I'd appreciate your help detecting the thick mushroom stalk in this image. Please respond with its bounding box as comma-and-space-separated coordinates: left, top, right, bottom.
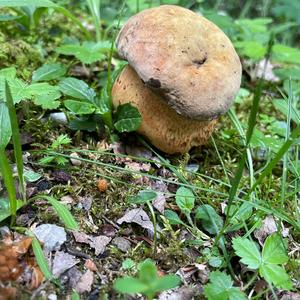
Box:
112, 65, 217, 154
112, 5, 242, 154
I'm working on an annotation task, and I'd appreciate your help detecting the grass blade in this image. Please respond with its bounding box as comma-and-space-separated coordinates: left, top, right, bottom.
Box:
4, 80, 25, 200
31, 195, 78, 230
31, 236, 53, 280
280, 79, 292, 206
87, 0, 101, 41
249, 122, 300, 194
0, 147, 17, 225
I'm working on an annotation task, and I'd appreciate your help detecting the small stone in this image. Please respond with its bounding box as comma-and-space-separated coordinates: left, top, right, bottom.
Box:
70, 152, 82, 166
49, 112, 68, 125
48, 294, 57, 300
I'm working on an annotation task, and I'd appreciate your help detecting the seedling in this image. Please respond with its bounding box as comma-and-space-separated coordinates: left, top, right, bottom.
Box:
232, 233, 293, 290
204, 271, 247, 300
114, 259, 181, 300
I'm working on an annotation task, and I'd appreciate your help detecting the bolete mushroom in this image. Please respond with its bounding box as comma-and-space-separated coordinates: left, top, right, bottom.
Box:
112, 5, 242, 154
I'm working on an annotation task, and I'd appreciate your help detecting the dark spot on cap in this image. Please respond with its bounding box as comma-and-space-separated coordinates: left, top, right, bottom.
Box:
147, 78, 161, 88
192, 56, 207, 67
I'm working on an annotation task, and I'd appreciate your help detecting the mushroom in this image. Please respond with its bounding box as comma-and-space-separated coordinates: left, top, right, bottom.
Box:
112, 5, 242, 154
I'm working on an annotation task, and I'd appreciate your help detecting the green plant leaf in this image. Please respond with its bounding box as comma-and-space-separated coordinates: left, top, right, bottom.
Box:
153, 275, 181, 292
31, 237, 53, 280
0, 198, 24, 222
0, 14, 21, 21
121, 258, 135, 270
259, 264, 293, 290
32, 63, 67, 82
128, 190, 157, 204
4, 80, 25, 200
0, 0, 56, 7
56, 41, 110, 64
262, 234, 288, 264
204, 271, 247, 300
274, 67, 300, 80
175, 187, 195, 215
114, 277, 148, 294
32, 195, 78, 230
0, 102, 11, 148
234, 41, 266, 60
139, 259, 158, 284
232, 237, 262, 269
0, 67, 16, 79
59, 77, 96, 102
272, 44, 300, 64
71, 290, 80, 300
195, 204, 223, 235
164, 209, 184, 225
24, 169, 42, 182
64, 99, 95, 114
114, 103, 142, 133
273, 99, 300, 125
0, 77, 27, 104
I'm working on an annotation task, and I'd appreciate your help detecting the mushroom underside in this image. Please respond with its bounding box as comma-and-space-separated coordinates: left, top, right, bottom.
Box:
112, 65, 217, 154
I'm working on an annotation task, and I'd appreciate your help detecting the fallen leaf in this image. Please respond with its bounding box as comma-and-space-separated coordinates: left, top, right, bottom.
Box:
254, 216, 277, 245
60, 195, 74, 205
0, 235, 33, 281
84, 259, 98, 272
256, 59, 280, 82
72, 231, 90, 244
117, 208, 154, 234
75, 270, 94, 294
30, 265, 44, 289
89, 236, 111, 256
112, 237, 131, 253
52, 251, 78, 277
72, 231, 111, 255
125, 161, 151, 172
0, 287, 17, 300
66, 266, 82, 289
152, 187, 167, 214
33, 224, 66, 252
158, 285, 199, 300
78, 196, 93, 210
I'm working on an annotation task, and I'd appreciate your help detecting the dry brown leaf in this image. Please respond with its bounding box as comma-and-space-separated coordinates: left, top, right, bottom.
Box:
0, 287, 17, 300
0, 235, 33, 282
84, 259, 98, 272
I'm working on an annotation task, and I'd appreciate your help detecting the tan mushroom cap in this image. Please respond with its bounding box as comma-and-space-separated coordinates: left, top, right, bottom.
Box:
112, 65, 217, 154
117, 5, 242, 120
